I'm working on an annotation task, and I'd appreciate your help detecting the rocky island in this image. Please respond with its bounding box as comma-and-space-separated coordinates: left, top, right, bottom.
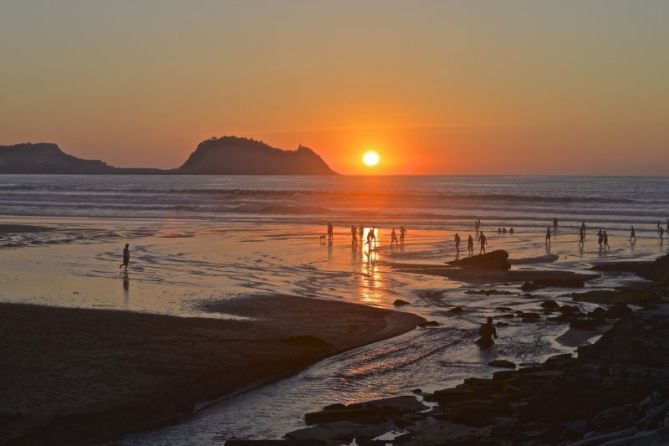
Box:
177, 136, 336, 175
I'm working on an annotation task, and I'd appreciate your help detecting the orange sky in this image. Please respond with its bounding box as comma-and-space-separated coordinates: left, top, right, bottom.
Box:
1, 1, 668, 175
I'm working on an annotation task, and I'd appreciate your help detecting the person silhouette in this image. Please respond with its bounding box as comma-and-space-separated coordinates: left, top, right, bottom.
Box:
545, 227, 551, 246
597, 230, 604, 248
119, 243, 130, 271
467, 234, 474, 257
509, 227, 514, 235
359, 224, 364, 239
391, 228, 399, 246
603, 230, 610, 250
578, 229, 585, 247
454, 233, 461, 254
479, 231, 487, 254
399, 226, 407, 244
629, 226, 637, 243
351, 225, 358, 246
327, 223, 334, 244
367, 228, 376, 245
477, 316, 498, 347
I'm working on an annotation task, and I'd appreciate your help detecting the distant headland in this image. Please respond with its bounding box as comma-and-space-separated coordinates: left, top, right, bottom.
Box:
0, 137, 337, 175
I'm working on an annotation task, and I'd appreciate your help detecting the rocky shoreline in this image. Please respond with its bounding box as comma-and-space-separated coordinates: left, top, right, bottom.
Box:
232, 254, 669, 445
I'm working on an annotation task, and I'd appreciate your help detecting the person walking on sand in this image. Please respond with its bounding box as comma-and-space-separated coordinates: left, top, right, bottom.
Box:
545, 227, 552, 247
454, 233, 461, 254
391, 228, 399, 246
467, 234, 474, 257
597, 230, 604, 248
477, 316, 498, 347
629, 226, 637, 243
479, 231, 487, 254
603, 230, 610, 250
400, 226, 407, 244
119, 243, 130, 271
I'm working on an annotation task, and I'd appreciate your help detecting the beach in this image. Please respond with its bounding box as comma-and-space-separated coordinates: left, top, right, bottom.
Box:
0, 295, 422, 445
1, 175, 668, 444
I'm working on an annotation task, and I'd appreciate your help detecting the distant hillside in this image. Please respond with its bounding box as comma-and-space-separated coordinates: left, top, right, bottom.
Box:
0, 143, 162, 175
0, 143, 115, 174
0, 137, 336, 175
177, 137, 337, 175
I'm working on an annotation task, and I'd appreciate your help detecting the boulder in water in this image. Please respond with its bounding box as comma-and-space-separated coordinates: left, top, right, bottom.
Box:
448, 250, 511, 270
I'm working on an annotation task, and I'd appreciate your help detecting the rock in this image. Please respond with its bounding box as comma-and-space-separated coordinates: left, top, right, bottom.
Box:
465, 289, 515, 296
496, 306, 513, 312
509, 253, 559, 265
589, 402, 639, 431
489, 360, 516, 369
227, 441, 326, 446
418, 320, 440, 327
393, 299, 410, 306
541, 300, 560, 310
447, 250, 511, 270
517, 311, 541, 322
450, 399, 503, 425
304, 406, 376, 425
433, 388, 478, 404
360, 395, 427, 414
286, 421, 391, 444
569, 318, 605, 331
447, 306, 463, 314
521, 282, 541, 292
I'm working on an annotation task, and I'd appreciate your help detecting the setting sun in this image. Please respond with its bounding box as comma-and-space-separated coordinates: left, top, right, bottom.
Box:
362, 151, 380, 167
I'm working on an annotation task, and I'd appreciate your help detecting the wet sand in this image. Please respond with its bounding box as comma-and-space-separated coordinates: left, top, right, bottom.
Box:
0, 295, 423, 445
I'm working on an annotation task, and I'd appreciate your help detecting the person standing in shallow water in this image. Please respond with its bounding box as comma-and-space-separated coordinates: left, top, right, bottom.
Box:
350, 225, 357, 246
603, 230, 610, 250
545, 227, 551, 247
454, 233, 461, 255
477, 316, 498, 347
399, 226, 407, 244
327, 222, 334, 244
119, 243, 130, 271
467, 234, 474, 257
629, 226, 637, 243
479, 231, 487, 254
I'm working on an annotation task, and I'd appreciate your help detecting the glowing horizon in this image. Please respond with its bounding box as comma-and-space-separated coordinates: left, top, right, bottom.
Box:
1, 1, 668, 175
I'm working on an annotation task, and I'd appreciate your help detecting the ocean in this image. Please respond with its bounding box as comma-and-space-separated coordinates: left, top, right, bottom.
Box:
1, 174, 668, 443
1, 175, 668, 230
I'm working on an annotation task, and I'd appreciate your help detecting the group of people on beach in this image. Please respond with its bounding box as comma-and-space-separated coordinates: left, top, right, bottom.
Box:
337, 223, 407, 248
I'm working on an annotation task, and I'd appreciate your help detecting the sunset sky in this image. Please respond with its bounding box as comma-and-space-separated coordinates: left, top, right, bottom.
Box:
1, 0, 667, 175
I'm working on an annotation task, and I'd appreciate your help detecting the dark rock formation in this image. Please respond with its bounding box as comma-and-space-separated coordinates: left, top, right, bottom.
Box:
447, 250, 511, 270
177, 136, 336, 175
0, 143, 114, 174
